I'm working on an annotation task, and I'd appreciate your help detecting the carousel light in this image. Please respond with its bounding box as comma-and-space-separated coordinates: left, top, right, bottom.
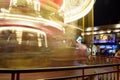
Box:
113, 30, 120, 32
59, 0, 95, 23
115, 24, 120, 28
0, 13, 64, 32
98, 31, 105, 34
106, 30, 111, 33
86, 27, 92, 31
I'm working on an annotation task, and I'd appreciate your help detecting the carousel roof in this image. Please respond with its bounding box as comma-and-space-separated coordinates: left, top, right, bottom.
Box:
0, 0, 95, 36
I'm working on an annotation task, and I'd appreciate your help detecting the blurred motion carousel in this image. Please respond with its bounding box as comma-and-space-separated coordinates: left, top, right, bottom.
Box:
0, 0, 95, 68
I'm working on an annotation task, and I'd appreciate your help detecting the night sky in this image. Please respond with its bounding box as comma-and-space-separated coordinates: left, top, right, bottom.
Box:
94, 0, 120, 26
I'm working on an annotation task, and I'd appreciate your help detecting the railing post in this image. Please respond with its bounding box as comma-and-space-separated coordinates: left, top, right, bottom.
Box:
82, 69, 85, 80
98, 56, 101, 64
117, 65, 119, 80
112, 57, 114, 64
16, 73, 20, 80
11, 73, 15, 80
118, 58, 120, 64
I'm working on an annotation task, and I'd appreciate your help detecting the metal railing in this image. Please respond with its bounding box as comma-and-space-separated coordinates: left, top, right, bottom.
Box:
0, 63, 119, 80
89, 55, 120, 64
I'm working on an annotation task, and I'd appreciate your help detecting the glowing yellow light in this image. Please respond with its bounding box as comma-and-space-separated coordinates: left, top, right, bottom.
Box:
106, 30, 111, 33
86, 27, 92, 31
115, 24, 120, 28
113, 30, 120, 32
0, 13, 64, 32
98, 31, 105, 34
0, 27, 46, 35
93, 32, 97, 34
81, 33, 84, 36
86, 32, 91, 35
59, 0, 95, 23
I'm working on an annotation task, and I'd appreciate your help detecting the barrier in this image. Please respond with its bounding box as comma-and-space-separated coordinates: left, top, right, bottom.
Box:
0, 63, 119, 80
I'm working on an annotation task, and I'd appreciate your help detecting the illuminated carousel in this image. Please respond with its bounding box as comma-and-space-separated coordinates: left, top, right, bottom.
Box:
0, 0, 95, 52
0, 0, 95, 68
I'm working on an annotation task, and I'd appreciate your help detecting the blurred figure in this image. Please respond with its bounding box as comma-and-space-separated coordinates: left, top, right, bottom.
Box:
115, 50, 120, 57
6, 31, 18, 52
100, 48, 107, 56
74, 41, 88, 64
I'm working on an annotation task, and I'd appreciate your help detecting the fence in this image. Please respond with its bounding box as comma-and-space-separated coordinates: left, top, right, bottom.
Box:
0, 63, 119, 80
89, 55, 120, 64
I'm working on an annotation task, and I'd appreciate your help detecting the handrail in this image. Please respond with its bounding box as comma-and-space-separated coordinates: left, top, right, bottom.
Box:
0, 63, 119, 80
0, 63, 119, 73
